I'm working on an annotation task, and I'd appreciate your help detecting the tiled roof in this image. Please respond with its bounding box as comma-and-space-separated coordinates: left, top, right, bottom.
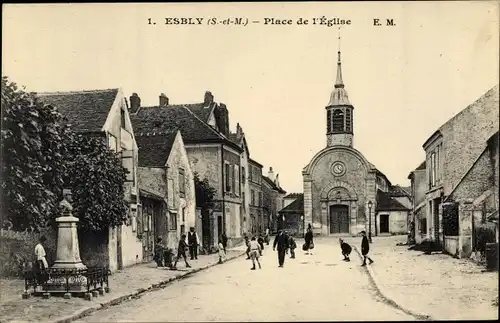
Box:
184, 102, 215, 123
284, 193, 302, 199
136, 131, 177, 167
389, 185, 411, 198
37, 89, 118, 132
262, 176, 286, 194
131, 105, 240, 152
416, 161, 426, 171
279, 194, 304, 214
249, 158, 263, 168
376, 190, 410, 211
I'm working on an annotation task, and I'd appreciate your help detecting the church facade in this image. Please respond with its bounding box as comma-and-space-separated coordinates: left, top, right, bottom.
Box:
302, 49, 407, 236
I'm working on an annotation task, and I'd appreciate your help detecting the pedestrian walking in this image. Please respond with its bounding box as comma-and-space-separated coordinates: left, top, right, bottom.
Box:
153, 237, 165, 267
257, 235, 265, 251
172, 234, 191, 270
273, 230, 289, 267
221, 232, 228, 252
360, 231, 374, 266
288, 235, 297, 259
187, 227, 200, 260
339, 238, 352, 261
34, 236, 49, 285
303, 224, 314, 255
218, 240, 226, 264
248, 237, 262, 270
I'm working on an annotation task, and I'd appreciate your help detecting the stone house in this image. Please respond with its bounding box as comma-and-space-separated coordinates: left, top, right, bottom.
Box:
249, 159, 263, 235
39, 88, 142, 272
420, 84, 499, 257
129, 92, 245, 249
283, 193, 303, 210
375, 188, 411, 236
262, 167, 287, 233
228, 123, 251, 236
408, 161, 428, 244
132, 122, 196, 259
278, 193, 304, 236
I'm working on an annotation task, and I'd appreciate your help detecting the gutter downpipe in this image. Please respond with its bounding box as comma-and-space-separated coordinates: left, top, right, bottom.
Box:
221, 144, 226, 240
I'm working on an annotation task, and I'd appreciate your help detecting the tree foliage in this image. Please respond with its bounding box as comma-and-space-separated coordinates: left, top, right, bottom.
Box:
193, 172, 216, 209
1, 76, 70, 231
65, 135, 129, 233
1, 76, 129, 233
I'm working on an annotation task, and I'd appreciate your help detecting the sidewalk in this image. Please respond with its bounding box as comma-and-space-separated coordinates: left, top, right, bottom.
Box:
346, 235, 498, 320
0, 247, 245, 323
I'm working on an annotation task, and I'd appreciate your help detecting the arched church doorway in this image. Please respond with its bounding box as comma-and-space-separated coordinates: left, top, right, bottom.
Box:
329, 204, 349, 234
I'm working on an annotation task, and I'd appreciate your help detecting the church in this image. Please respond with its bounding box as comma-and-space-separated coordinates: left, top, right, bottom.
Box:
302, 45, 410, 237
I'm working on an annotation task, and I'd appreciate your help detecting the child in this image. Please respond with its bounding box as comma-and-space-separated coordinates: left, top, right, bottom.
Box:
248, 237, 262, 270
288, 235, 297, 259
172, 234, 191, 270
218, 240, 226, 264
257, 236, 265, 251
339, 238, 352, 261
244, 235, 251, 260
153, 237, 165, 267
360, 231, 374, 266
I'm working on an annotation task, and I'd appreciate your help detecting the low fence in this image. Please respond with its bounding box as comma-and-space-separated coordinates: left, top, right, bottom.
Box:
24, 267, 110, 300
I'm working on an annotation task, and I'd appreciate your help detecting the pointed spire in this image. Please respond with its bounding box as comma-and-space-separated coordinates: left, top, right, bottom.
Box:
335, 28, 344, 89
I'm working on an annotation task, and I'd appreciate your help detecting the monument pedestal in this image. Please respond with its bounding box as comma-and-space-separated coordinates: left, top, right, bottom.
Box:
51, 215, 87, 270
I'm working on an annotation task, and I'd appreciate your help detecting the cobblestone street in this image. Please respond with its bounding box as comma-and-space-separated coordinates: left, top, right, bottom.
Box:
75, 239, 412, 322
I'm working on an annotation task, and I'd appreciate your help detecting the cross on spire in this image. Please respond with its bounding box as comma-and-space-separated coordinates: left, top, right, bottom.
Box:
335, 27, 344, 88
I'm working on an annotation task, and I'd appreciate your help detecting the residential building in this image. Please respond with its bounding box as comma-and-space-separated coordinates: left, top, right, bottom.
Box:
39, 88, 142, 271
262, 167, 287, 233
283, 193, 303, 210
133, 125, 196, 257
278, 193, 304, 236
249, 159, 263, 235
408, 161, 428, 244
302, 44, 408, 236
420, 84, 499, 257
130, 91, 244, 249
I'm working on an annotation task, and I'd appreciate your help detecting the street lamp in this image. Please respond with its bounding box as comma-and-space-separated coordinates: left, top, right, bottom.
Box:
300, 215, 304, 235
367, 200, 373, 243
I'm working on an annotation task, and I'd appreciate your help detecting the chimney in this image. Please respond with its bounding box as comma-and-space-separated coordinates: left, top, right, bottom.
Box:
159, 93, 169, 107
236, 123, 242, 136
204, 91, 214, 106
216, 103, 229, 137
268, 167, 275, 181
275, 174, 280, 187
129, 93, 141, 114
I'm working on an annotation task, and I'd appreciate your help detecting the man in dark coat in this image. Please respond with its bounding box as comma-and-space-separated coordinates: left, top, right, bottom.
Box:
273, 230, 289, 267
339, 238, 352, 261
220, 232, 228, 252
187, 227, 199, 260
360, 231, 374, 266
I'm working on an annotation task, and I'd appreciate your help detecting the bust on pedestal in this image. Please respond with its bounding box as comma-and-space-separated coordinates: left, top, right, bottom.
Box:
52, 189, 87, 270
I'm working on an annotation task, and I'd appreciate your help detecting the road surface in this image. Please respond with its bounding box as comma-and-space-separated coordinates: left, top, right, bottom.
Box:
76, 238, 414, 321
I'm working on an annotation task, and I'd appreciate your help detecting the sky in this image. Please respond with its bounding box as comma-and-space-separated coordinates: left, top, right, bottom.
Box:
3, 2, 499, 193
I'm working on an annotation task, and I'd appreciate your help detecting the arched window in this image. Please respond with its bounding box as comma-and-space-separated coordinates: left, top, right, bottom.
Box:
332, 109, 344, 133
346, 109, 352, 132
327, 109, 332, 132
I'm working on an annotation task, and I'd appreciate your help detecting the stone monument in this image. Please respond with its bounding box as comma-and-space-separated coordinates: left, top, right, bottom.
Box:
52, 189, 87, 270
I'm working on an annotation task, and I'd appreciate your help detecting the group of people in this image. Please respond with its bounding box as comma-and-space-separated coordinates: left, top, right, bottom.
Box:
339, 230, 375, 266
154, 227, 208, 270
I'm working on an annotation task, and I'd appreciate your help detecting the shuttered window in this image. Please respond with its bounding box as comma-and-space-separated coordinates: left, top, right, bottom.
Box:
234, 165, 240, 196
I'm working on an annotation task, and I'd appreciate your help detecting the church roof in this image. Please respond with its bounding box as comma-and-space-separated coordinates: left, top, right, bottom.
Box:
327, 51, 351, 107
376, 190, 410, 212
279, 194, 304, 214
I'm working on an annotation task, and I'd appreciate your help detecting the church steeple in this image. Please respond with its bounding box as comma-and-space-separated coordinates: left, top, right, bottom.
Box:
326, 30, 354, 147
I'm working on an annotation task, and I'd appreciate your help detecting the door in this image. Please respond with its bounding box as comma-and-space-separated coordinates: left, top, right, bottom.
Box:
329, 205, 350, 234
380, 214, 390, 233
217, 215, 223, 239
202, 209, 211, 250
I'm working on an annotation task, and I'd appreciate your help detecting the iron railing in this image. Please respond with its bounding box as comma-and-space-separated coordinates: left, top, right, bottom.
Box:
23, 267, 110, 299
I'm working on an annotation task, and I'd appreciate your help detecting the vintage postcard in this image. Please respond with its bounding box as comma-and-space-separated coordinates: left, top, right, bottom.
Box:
1, 1, 498, 322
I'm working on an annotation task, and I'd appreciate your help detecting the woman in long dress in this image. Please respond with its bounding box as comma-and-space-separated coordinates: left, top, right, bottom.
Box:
304, 224, 314, 255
